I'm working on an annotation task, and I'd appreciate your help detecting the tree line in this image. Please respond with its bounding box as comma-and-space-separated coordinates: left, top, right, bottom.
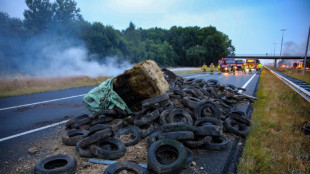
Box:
0, 0, 235, 69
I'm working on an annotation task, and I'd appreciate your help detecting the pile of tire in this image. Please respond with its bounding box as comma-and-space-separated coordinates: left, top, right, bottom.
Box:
62, 77, 253, 174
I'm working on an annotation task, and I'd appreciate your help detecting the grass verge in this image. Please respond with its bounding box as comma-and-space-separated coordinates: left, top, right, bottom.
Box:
238, 68, 310, 174
272, 68, 310, 83
0, 76, 109, 98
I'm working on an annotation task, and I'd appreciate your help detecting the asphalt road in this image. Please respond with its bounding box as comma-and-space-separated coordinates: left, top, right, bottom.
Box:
0, 69, 260, 173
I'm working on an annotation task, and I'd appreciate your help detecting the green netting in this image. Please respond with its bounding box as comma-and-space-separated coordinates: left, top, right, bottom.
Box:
83, 78, 132, 115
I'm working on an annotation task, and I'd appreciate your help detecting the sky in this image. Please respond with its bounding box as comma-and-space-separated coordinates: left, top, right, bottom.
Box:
0, 0, 309, 57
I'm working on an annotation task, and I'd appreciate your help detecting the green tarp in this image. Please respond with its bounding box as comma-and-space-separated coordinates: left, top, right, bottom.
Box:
83, 78, 132, 115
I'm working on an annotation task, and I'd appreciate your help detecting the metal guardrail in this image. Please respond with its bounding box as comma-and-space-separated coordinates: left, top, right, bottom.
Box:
265, 66, 310, 102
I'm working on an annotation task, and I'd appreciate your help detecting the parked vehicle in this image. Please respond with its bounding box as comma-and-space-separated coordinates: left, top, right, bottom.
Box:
218, 58, 235, 72
246, 59, 256, 69
235, 59, 244, 70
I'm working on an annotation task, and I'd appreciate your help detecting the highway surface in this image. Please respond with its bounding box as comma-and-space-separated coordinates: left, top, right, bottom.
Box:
0, 70, 260, 173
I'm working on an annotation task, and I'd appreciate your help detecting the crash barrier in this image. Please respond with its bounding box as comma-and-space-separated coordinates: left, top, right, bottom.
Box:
56, 73, 257, 173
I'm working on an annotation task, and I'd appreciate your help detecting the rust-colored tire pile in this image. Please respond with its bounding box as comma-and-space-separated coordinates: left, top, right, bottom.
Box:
63, 77, 255, 174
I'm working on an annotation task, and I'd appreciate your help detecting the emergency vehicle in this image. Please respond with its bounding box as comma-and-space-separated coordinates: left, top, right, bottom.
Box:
297, 60, 310, 70
246, 59, 256, 69
218, 58, 235, 72
235, 59, 244, 70
291, 62, 298, 69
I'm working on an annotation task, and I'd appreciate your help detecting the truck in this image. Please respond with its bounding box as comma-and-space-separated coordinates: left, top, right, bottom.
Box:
246, 59, 256, 69
297, 60, 310, 70
218, 58, 235, 72
235, 59, 245, 70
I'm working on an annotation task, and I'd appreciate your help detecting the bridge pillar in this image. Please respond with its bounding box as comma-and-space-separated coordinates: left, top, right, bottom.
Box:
274, 59, 277, 68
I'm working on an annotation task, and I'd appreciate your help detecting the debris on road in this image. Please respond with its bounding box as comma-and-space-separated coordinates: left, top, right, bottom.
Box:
36, 60, 257, 173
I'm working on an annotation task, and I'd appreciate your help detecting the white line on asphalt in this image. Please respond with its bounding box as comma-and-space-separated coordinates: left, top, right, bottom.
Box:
0, 94, 85, 111
238, 73, 256, 93
0, 120, 69, 143
218, 76, 223, 79
184, 74, 208, 78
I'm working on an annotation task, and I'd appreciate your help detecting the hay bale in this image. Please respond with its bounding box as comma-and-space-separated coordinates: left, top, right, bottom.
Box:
113, 60, 169, 110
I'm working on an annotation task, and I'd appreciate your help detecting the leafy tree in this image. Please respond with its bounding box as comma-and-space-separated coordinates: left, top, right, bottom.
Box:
23, 0, 53, 32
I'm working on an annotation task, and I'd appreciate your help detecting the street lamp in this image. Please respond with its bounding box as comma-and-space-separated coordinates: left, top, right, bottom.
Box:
273, 43, 277, 56
279, 29, 287, 66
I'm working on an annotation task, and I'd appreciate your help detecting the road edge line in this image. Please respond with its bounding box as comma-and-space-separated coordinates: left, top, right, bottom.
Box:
0, 120, 69, 143
238, 73, 256, 93
0, 94, 85, 111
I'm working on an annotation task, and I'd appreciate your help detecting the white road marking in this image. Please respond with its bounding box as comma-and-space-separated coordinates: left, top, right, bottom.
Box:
0, 73, 259, 142
218, 76, 223, 79
185, 74, 208, 78
0, 120, 69, 142
0, 94, 85, 111
238, 74, 256, 93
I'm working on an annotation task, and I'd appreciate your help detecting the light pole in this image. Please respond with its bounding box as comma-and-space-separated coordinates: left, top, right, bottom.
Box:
278, 29, 287, 67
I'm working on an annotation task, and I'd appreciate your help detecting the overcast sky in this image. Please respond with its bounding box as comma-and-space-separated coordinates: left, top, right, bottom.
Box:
0, 0, 309, 57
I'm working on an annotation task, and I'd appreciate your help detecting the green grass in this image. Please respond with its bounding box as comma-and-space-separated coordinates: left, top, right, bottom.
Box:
272, 68, 310, 83
238, 68, 310, 174
0, 76, 109, 98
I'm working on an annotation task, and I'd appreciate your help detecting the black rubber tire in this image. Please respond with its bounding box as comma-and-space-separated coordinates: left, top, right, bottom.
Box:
195, 101, 220, 120
88, 124, 111, 135
90, 116, 114, 126
184, 147, 193, 169
206, 79, 219, 87
134, 110, 160, 127
104, 161, 147, 174
65, 114, 89, 129
148, 139, 188, 174
302, 126, 310, 135
224, 117, 249, 137
202, 136, 229, 151
193, 88, 204, 97
140, 124, 157, 138
62, 129, 89, 146
222, 99, 238, 105
183, 136, 212, 148
160, 109, 171, 125
115, 126, 141, 146
114, 107, 128, 117
90, 137, 126, 160
225, 84, 238, 92
228, 113, 250, 126
78, 129, 112, 148
181, 97, 199, 110
208, 87, 219, 98
194, 125, 223, 136
93, 109, 117, 118
161, 122, 194, 133
76, 141, 94, 157
194, 117, 222, 127
34, 154, 77, 174
183, 88, 199, 98
160, 99, 174, 109
71, 117, 91, 129
147, 130, 161, 147
168, 108, 193, 125
108, 119, 124, 132
141, 93, 169, 107
158, 131, 194, 140
173, 89, 186, 97
184, 78, 195, 84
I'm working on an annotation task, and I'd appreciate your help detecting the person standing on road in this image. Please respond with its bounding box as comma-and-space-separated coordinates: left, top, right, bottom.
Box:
217, 64, 221, 74
233, 64, 237, 75
257, 63, 262, 73
210, 63, 215, 75
241, 64, 246, 74
201, 63, 207, 74
249, 64, 252, 74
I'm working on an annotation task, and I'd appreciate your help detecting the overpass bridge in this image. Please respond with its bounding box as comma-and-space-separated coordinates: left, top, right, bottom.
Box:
225, 55, 309, 67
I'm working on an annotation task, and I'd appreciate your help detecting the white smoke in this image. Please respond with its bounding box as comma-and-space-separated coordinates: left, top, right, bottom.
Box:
37, 45, 132, 77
